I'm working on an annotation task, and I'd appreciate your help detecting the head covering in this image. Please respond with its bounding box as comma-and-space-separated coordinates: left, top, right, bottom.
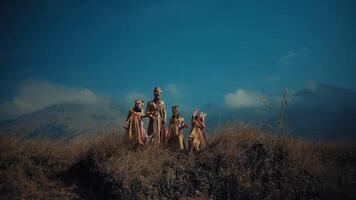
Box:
135, 99, 144, 105
199, 112, 207, 118
192, 109, 199, 117
153, 87, 162, 95
172, 105, 180, 118
133, 99, 144, 112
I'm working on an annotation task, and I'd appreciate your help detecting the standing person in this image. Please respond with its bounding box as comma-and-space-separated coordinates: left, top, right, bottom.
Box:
123, 99, 150, 148
188, 109, 208, 151
167, 106, 188, 151
146, 87, 167, 144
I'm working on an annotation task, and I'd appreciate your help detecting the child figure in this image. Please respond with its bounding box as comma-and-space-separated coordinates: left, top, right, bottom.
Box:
188, 109, 207, 151
167, 106, 188, 151
123, 99, 150, 148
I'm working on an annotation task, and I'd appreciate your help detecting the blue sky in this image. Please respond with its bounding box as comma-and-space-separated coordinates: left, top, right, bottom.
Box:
0, 0, 355, 120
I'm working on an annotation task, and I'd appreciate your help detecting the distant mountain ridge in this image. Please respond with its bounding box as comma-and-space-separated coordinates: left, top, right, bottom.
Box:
0, 103, 124, 140
203, 84, 356, 139
0, 83, 355, 140
287, 83, 356, 139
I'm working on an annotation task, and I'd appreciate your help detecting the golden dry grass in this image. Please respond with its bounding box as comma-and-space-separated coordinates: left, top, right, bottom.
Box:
0, 125, 355, 199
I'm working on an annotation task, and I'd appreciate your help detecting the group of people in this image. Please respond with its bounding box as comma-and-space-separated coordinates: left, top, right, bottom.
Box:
123, 87, 207, 151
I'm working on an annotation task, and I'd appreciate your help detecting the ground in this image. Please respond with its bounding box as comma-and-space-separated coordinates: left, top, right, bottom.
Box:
0, 125, 355, 199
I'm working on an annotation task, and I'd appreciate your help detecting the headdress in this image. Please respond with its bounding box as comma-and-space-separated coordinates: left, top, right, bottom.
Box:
199, 112, 207, 118
135, 99, 144, 105
192, 109, 199, 117
153, 87, 162, 95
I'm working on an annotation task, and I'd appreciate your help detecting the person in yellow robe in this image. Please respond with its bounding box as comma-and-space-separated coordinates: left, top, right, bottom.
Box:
123, 99, 150, 148
146, 87, 167, 144
188, 109, 207, 151
167, 106, 188, 151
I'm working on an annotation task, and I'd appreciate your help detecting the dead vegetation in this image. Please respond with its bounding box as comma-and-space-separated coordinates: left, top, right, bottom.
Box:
0, 125, 355, 199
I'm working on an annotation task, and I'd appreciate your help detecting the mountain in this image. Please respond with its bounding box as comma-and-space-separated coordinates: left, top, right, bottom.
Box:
201, 103, 277, 133
203, 84, 356, 139
0, 103, 125, 140
287, 83, 356, 139
1, 84, 355, 140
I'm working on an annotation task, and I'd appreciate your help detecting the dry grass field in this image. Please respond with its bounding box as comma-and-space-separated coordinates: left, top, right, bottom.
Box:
0, 124, 355, 199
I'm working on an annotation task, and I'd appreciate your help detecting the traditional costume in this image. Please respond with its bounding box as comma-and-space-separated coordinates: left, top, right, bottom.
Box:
146, 87, 167, 144
188, 109, 207, 151
167, 106, 188, 151
124, 100, 148, 148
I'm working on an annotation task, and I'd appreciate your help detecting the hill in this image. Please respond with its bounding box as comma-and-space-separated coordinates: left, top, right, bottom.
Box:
0, 125, 355, 199
204, 84, 356, 139
0, 83, 355, 141
0, 103, 124, 140
288, 83, 356, 139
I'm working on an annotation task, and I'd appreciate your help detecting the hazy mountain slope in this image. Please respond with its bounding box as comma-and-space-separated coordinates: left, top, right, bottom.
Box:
0, 83, 355, 140
203, 84, 356, 139
287, 84, 356, 139
0, 103, 124, 140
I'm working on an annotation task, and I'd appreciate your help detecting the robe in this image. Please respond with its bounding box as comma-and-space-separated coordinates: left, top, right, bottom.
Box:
124, 109, 147, 147
188, 117, 207, 151
167, 116, 186, 151
146, 99, 167, 144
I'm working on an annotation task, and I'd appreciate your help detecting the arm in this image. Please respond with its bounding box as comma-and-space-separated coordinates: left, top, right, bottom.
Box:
198, 117, 206, 129
145, 101, 150, 114
161, 102, 167, 124
179, 118, 188, 129
142, 112, 153, 118
124, 110, 133, 129
126, 110, 132, 121
145, 102, 154, 119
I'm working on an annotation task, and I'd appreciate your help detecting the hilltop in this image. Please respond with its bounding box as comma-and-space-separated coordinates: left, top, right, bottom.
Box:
0, 125, 355, 199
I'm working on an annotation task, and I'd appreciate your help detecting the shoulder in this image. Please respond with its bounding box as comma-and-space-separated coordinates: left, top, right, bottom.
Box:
128, 109, 135, 115
147, 101, 155, 108
129, 109, 141, 115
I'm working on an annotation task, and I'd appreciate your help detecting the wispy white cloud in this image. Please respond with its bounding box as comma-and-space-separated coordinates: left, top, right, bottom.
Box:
165, 84, 184, 99
0, 80, 109, 121
304, 79, 319, 91
265, 47, 311, 83
278, 47, 310, 68
224, 89, 262, 108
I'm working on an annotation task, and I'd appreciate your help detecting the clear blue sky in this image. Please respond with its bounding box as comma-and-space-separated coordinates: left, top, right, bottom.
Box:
0, 0, 356, 114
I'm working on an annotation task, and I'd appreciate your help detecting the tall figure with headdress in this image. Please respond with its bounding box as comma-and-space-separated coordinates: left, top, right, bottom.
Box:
146, 87, 167, 144
188, 109, 208, 151
123, 99, 149, 149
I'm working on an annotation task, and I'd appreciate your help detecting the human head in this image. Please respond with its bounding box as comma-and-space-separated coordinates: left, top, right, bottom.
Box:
172, 105, 180, 116
199, 112, 207, 118
196, 111, 207, 123
153, 87, 162, 100
192, 109, 199, 117
134, 99, 144, 110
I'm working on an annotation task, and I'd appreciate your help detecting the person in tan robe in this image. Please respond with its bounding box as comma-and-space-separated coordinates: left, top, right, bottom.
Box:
167, 106, 188, 151
123, 100, 150, 148
189, 109, 207, 151
146, 87, 167, 144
